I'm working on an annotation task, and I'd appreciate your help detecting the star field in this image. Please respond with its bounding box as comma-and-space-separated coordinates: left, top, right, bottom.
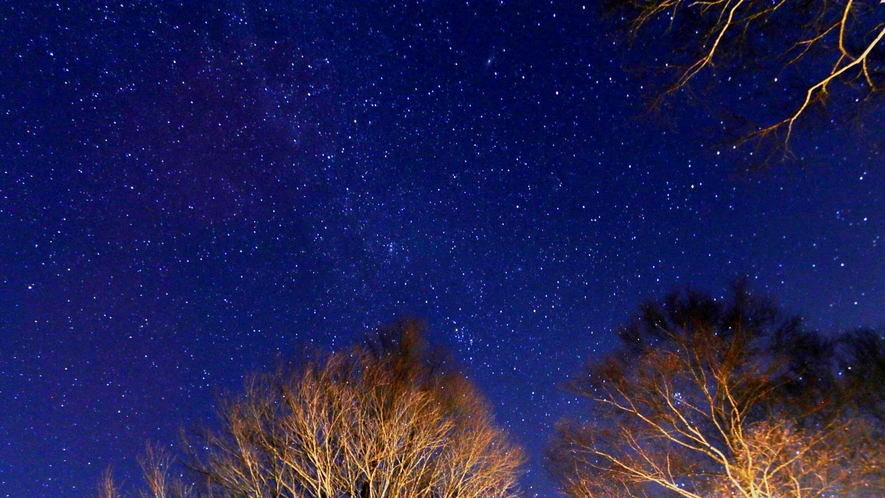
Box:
2, 2, 884, 496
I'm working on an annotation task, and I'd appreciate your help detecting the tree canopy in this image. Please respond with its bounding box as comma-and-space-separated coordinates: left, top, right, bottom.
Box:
100, 320, 524, 498
548, 282, 885, 497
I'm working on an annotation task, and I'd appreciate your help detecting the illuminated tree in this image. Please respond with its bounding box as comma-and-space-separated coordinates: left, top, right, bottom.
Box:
99, 320, 524, 498
606, 0, 885, 156
548, 283, 885, 497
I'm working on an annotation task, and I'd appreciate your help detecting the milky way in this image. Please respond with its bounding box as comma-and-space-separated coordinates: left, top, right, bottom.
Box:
2, 2, 883, 496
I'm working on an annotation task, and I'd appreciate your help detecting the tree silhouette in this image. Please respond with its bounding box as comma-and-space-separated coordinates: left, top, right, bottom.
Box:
548, 282, 885, 497
99, 320, 524, 498
836, 327, 885, 423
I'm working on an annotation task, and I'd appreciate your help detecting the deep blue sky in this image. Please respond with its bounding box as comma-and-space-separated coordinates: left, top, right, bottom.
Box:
2, 1, 883, 496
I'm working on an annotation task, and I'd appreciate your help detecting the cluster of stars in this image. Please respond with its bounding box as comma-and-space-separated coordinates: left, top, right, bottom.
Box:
2, 1, 883, 496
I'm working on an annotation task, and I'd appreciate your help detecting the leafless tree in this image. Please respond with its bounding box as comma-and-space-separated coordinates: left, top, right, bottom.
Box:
606, 0, 885, 157
98, 443, 194, 498
548, 283, 885, 497
98, 468, 120, 498
100, 320, 524, 498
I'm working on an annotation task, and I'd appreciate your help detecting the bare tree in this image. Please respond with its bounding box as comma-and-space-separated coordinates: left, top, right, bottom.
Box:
548, 283, 885, 497
101, 320, 524, 498
98, 444, 194, 498
98, 468, 121, 498
606, 0, 885, 156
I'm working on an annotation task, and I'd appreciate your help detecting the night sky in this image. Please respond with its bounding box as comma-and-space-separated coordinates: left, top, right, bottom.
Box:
2, 2, 884, 496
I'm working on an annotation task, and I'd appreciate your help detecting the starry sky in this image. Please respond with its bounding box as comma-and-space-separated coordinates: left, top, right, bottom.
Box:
2, 1, 884, 496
